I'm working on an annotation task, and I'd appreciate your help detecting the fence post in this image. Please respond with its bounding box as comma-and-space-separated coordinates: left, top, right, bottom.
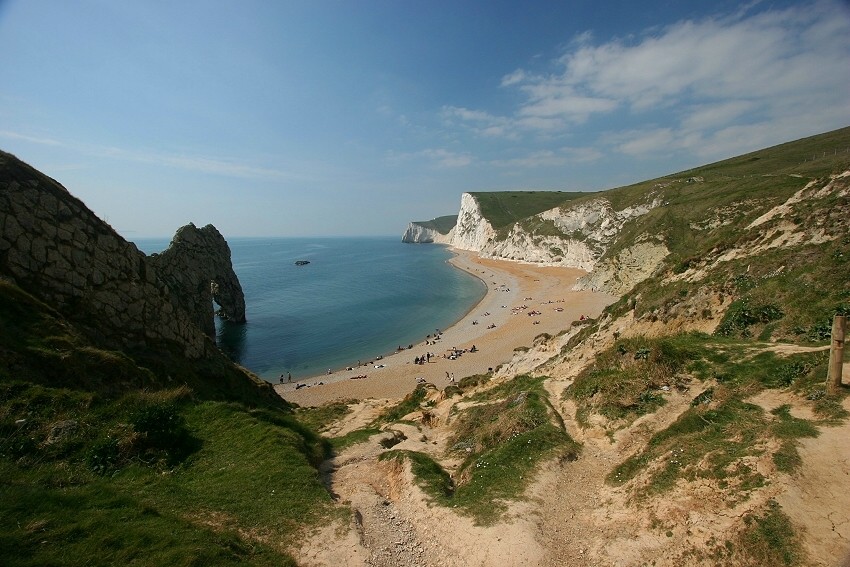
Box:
827, 315, 846, 395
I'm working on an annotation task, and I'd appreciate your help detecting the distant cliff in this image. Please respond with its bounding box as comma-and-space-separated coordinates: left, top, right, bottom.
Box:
404, 191, 662, 294
401, 215, 457, 243
0, 150, 244, 359
405, 190, 665, 294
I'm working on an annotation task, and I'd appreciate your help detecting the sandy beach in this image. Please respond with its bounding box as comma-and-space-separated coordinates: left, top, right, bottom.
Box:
276, 249, 615, 406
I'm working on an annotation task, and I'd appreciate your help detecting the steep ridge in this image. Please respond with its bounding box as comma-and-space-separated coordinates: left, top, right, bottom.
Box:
0, 150, 239, 359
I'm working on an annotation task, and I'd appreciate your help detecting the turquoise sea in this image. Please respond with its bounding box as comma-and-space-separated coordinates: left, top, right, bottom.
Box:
133, 236, 486, 381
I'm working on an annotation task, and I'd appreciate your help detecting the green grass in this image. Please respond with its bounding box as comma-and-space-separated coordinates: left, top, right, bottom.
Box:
374, 384, 429, 424
739, 500, 801, 566
470, 191, 589, 229
295, 399, 354, 433
608, 384, 824, 498
0, 278, 338, 565
608, 394, 769, 496
0, 390, 335, 566
594, 336, 834, 497
565, 333, 709, 428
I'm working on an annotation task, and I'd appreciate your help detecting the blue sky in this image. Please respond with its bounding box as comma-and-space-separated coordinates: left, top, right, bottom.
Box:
1, 0, 849, 238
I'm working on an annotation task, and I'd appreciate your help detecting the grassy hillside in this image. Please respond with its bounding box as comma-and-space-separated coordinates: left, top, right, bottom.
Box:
469, 190, 591, 228
413, 214, 458, 234
597, 127, 850, 343
0, 281, 335, 565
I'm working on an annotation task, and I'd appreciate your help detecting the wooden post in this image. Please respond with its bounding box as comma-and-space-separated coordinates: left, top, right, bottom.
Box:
827, 315, 846, 395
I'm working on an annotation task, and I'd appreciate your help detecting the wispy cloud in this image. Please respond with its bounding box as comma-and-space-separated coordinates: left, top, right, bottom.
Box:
420, 148, 473, 168
491, 146, 603, 168
385, 146, 474, 168
0, 130, 63, 146
0, 129, 303, 181
445, 0, 850, 160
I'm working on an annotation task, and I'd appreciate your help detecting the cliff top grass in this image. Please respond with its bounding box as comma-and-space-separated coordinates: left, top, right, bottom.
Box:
469, 190, 591, 229
412, 215, 458, 235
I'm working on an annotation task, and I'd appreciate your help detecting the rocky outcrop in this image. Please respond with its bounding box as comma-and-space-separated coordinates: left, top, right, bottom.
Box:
0, 150, 243, 359
572, 238, 669, 295
148, 223, 246, 339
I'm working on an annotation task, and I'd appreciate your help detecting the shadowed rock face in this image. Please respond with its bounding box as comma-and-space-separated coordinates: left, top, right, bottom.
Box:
148, 223, 246, 338
0, 149, 245, 358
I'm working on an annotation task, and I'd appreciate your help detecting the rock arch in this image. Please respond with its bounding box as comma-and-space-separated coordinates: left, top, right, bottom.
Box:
148, 223, 246, 338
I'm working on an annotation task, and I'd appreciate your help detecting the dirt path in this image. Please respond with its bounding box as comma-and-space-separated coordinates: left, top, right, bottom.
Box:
775, 395, 850, 566
297, 422, 545, 567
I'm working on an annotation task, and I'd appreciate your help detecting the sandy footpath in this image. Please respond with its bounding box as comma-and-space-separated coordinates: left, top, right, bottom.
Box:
276, 249, 615, 407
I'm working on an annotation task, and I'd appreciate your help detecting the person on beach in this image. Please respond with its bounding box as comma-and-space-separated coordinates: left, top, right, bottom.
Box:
288, 372, 292, 383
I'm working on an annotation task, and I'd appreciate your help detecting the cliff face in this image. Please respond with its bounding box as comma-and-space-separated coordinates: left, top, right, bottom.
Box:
438, 191, 665, 293
401, 222, 453, 243
0, 150, 244, 359
450, 192, 497, 251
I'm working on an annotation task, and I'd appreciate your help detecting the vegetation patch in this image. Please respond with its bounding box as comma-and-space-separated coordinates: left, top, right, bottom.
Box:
715, 298, 784, 338
608, 393, 768, 497
383, 375, 579, 525
295, 399, 355, 433
0, 385, 335, 566
737, 500, 801, 566
374, 384, 429, 424
565, 334, 707, 428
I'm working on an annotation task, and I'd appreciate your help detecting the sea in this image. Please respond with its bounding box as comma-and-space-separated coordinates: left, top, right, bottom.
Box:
132, 236, 486, 382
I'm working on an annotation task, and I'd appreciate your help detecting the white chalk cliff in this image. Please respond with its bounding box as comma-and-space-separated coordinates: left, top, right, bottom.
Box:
406, 191, 669, 295
401, 222, 454, 244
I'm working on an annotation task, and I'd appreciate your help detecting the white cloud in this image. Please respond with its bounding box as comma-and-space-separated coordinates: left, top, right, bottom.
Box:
420, 148, 473, 168
446, 0, 850, 161
385, 148, 474, 168
491, 146, 604, 168
554, 1, 848, 141
0, 130, 63, 146
0, 129, 303, 181
613, 128, 675, 156
500, 69, 527, 87
441, 106, 519, 139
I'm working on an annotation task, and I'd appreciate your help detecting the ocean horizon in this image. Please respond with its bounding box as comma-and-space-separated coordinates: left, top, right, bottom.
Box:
133, 236, 486, 381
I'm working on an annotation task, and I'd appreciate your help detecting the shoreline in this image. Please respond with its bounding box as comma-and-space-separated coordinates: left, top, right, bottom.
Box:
276, 249, 616, 407
271, 245, 489, 383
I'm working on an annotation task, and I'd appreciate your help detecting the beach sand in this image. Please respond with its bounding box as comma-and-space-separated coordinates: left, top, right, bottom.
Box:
276, 249, 616, 407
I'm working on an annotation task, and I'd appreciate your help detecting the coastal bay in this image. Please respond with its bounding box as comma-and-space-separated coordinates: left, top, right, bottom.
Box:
278, 249, 617, 406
